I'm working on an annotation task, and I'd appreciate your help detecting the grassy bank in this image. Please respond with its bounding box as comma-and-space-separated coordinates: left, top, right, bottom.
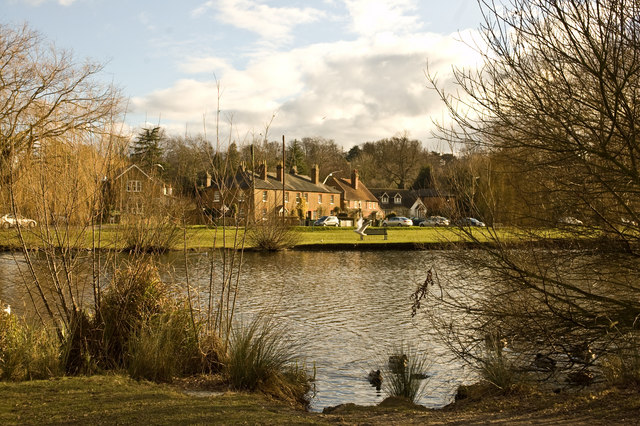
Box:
0, 224, 549, 251
1, 375, 637, 425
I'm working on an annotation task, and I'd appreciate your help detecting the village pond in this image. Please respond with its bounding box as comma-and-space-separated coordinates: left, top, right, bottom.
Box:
0, 250, 472, 412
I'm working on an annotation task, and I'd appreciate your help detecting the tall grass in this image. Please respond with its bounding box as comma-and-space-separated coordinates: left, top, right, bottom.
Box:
383, 345, 430, 403
602, 335, 640, 388
99, 260, 169, 368
127, 307, 202, 382
0, 311, 61, 381
225, 316, 310, 405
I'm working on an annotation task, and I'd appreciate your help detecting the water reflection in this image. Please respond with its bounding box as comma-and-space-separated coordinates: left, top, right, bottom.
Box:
0, 250, 470, 411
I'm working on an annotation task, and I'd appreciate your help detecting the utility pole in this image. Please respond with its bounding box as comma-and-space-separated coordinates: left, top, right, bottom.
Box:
282, 135, 286, 226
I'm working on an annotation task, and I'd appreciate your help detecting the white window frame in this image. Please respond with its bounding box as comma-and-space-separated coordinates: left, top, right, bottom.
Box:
262, 191, 268, 202
394, 194, 402, 204
318, 194, 322, 204
213, 190, 220, 202
126, 180, 142, 193
381, 194, 389, 204
330, 195, 335, 204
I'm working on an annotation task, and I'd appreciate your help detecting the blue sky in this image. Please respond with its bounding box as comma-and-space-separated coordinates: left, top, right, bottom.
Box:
3, 0, 484, 150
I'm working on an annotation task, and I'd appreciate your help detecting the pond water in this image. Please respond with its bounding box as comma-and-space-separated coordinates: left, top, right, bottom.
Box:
0, 250, 473, 412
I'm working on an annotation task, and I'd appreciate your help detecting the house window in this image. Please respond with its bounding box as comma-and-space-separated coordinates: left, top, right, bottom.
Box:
262, 208, 267, 217
285, 192, 289, 202
330, 195, 335, 204
318, 194, 322, 204
381, 194, 389, 204
262, 191, 268, 202
304, 193, 308, 202
394, 194, 402, 204
238, 191, 245, 202
213, 191, 220, 202
296, 193, 301, 203
126, 180, 142, 192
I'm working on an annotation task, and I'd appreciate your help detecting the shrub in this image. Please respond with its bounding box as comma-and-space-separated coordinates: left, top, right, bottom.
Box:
127, 306, 201, 382
99, 260, 169, 368
246, 218, 299, 251
0, 312, 61, 381
225, 316, 310, 405
121, 216, 181, 254
383, 345, 430, 403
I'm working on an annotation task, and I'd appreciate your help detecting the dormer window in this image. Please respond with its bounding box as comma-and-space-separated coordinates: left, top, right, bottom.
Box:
381, 194, 389, 204
394, 194, 402, 204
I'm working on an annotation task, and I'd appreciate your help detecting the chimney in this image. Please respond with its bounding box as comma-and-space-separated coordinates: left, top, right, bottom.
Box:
205, 172, 211, 188
311, 164, 319, 184
259, 161, 267, 180
290, 165, 298, 175
351, 169, 359, 190
237, 162, 246, 173
276, 162, 284, 182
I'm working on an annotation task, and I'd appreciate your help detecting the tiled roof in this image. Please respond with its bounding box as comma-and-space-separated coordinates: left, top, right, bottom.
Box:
210, 169, 340, 194
327, 177, 378, 202
370, 188, 422, 210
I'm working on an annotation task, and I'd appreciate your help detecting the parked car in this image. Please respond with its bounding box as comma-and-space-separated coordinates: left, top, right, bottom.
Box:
382, 216, 413, 227
420, 216, 450, 227
458, 217, 485, 227
314, 215, 340, 227
0, 214, 37, 229
558, 216, 583, 226
411, 217, 426, 226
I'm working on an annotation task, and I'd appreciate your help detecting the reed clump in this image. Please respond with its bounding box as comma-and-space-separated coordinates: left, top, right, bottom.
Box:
224, 316, 311, 405
383, 345, 430, 403
0, 310, 61, 381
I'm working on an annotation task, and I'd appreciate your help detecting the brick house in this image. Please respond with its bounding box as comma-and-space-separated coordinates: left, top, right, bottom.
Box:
324, 170, 381, 219
201, 162, 341, 222
104, 164, 172, 222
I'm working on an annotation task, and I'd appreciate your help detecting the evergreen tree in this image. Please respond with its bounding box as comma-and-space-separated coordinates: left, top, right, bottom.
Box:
286, 139, 308, 175
131, 127, 164, 171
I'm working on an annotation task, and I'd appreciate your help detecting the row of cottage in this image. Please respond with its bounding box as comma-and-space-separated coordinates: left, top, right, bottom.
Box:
108, 162, 455, 223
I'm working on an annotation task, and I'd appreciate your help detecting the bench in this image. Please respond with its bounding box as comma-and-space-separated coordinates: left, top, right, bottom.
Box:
360, 228, 388, 240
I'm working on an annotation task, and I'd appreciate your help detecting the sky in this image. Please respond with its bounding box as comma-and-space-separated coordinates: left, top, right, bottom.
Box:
3, 0, 485, 151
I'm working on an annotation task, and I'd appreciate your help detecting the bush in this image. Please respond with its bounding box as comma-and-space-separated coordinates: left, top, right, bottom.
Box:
99, 260, 169, 368
225, 317, 310, 405
121, 217, 181, 254
0, 312, 61, 381
246, 218, 300, 251
127, 307, 201, 382
383, 345, 430, 403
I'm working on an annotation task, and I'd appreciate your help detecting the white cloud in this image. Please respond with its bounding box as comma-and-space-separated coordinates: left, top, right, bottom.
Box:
131, 29, 483, 149
344, 0, 422, 37
192, 0, 325, 45
18, 0, 78, 5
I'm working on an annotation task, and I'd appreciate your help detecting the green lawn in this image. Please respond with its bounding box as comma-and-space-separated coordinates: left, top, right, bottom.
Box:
0, 224, 569, 251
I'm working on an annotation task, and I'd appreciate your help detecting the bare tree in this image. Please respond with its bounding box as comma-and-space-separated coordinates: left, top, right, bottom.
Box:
0, 23, 121, 186
422, 0, 640, 380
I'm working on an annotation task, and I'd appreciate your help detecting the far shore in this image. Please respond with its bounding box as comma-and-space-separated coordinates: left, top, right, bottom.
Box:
0, 224, 601, 253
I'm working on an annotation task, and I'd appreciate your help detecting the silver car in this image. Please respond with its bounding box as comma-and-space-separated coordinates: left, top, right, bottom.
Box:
314, 215, 340, 226
382, 216, 413, 227
420, 216, 450, 227
1, 214, 37, 229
